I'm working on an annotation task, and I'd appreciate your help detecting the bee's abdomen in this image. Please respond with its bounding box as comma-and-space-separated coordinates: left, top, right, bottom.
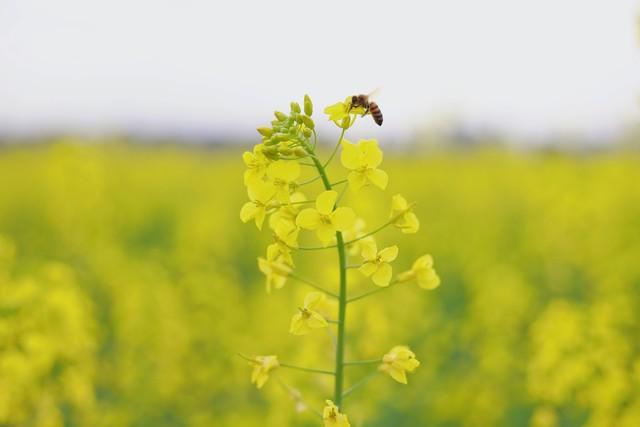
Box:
369, 102, 383, 126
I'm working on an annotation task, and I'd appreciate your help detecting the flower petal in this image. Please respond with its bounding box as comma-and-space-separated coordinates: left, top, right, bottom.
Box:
316, 190, 337, 215
372, 263, 392, 287
296, 208, 321, 230
347, 171, 368, 192
331, 207, 356, 231
387, 365, 408, 384
340, 139, 361, 170
240, 202, 258, 223
316, 224, 336, 246
254, 208, 266, 230
379, 245, 399, 262
366, 168, 388, 190
360, 139, 383, 168
267, 160, 301, 182
359, 262, 378, 277
308, 311, 328, 328
289, 313, 308, 335
360, 240, 378, 261
304, 291, 325, 309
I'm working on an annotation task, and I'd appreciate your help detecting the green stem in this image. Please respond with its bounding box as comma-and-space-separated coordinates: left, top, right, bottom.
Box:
323, 127, 346, 168
304, 139, 348, 409
343, 359, 382, 366
288, 272, 339, 299
279, 363, 335, 376
347, 280, 399, 303
342, 371, 379, 400
274, 376, 322, 419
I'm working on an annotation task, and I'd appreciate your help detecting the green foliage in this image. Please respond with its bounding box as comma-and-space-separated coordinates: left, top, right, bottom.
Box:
0, 143, 639, 426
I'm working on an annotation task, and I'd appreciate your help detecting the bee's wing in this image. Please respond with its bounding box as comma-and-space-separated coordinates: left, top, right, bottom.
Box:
366, 87, 382, 101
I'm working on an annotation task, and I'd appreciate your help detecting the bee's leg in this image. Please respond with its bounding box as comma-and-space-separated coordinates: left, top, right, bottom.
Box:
363, 106, 370, 116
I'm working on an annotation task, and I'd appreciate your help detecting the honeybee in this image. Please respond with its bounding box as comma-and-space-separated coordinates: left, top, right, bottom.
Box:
350, 90, 383, 126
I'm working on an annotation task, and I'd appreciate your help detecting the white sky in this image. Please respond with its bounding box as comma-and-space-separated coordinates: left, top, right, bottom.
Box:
1, 0, 639, 142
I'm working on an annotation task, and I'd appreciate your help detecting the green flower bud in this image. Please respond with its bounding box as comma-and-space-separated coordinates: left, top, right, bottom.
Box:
263, 137, 279, 146
304, 94, 313, 116
274, 111, 287, 121
278, 146, 293, 156
300, 115, 315, 130
293, 147, 308, 157
263, 146, 280, 160
257, 127, 273, 137
290, 102, 301, 114
302, 128, 312, 138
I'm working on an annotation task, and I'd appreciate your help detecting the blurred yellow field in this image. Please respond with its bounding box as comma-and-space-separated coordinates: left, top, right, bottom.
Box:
0, 142, 638, 426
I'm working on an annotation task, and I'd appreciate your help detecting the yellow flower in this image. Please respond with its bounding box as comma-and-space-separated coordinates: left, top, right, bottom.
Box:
249, 355, 279, 389
240, 181, 276, 230
270, 220, 299, 266
266, 160, 301, 203
296, 191, 356, 246
359, 240, 398, 287
379, 346, 420, 384
340, 139, 388, 191
390, 194, 419, 234
243, 145, 270, 185
289, 292, 329, 335
257, 244, 291, 293
323, 400, 351, 427
343, 218, 374, 256
398, 254, 441, 290
269, 191, 306, 230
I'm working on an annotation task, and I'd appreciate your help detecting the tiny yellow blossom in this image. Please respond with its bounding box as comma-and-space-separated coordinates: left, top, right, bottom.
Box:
289, 292, 329, 335
359, 240, 398, 287
398, 254, 441, 290
340, 139, 388, 191
257, 244, 291, 293
243, 145, 270, 185
249, 355, 279, 389
270, 220, 299, 266
266, 160, 301, 203
296, 190, 356, 246
323, 400, 351, 427
324, 100, 350, 122
390, 194, 419, 234
379, 346, 420, 384
269, 191, 306, 230
240, 181, 276, 230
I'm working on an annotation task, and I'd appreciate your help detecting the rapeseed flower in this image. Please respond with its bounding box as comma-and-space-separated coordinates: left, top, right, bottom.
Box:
390, 194, 419, 234
258, 245, 291, 293
340, 139, 388, 191
269, 191, 307, 230
240, 181, 276, 230
249, 355, 279, 389
267, 160, 301, 203
243, 145, 270, 185
289, 292, 329, 335
359, 241, 398, 287
398, 254, 440, 290
379, 346, 420, 384
296, 190, 356, 246
323, 400, 350, 427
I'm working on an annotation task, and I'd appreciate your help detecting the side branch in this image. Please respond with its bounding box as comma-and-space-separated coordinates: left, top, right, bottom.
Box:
288, 272, 339, 299
295, 204, 417, 251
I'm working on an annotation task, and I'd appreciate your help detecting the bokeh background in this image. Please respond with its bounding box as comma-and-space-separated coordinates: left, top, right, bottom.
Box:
1, 1, 640, 426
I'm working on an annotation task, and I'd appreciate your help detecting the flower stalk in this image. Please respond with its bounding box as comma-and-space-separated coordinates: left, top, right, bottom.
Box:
239, 94, 442, 424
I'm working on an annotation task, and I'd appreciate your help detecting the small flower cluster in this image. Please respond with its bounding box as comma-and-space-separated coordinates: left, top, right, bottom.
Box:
240, 95, 441, 425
